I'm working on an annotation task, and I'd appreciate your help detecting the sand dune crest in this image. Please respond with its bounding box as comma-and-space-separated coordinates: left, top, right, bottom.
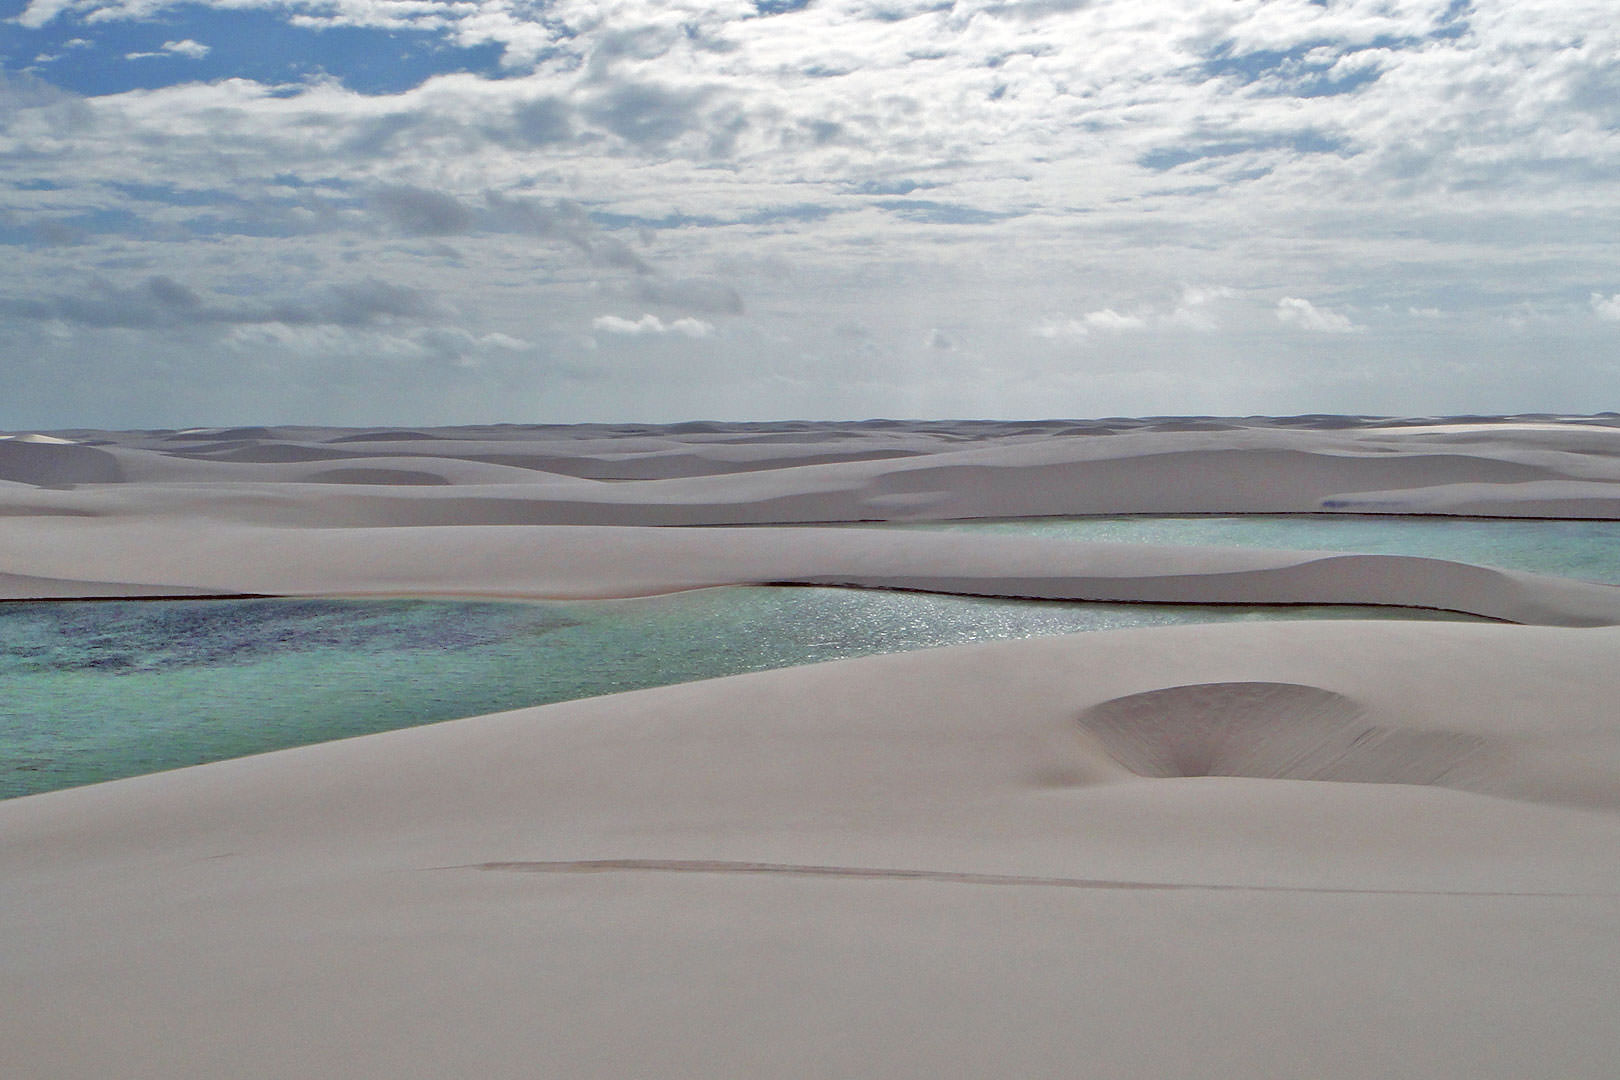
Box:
0, 439, 121, 486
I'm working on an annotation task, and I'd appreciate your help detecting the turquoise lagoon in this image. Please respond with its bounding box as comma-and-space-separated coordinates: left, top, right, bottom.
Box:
2, 586, 1473, 798
10, 512, 1618, 799
876, 514, 1620, 583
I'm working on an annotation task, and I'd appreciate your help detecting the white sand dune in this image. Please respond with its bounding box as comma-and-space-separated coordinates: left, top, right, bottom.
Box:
4, 416, 1620, 622
0, 437, 122, 487
3, 416, 1620, 1078
3, 621, 1618, 1078
9, 415, 1620, 523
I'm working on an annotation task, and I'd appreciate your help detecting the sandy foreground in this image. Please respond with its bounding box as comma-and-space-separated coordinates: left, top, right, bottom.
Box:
3, 416, 1620, 1078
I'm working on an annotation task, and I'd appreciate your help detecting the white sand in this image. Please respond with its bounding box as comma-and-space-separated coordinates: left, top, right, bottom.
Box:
2, 416, 1619, 1078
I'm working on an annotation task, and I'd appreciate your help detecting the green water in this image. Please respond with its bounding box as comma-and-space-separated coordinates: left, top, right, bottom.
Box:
0, 589, 1472, 799
876, 514, 1620, 583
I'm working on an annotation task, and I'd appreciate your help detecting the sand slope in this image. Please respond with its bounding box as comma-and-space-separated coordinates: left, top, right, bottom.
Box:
2, 621, 1617, 1079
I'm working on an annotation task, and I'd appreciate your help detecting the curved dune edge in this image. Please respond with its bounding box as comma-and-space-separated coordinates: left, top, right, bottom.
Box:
4, 520, 1620, 625
0, 571, 242, 601
1080, 681, 1490, 790
3, 620, 1619, 1078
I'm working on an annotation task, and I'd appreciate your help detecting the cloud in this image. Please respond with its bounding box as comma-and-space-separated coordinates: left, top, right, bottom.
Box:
1032, 320, 1079, 340
1275, 297, 1360, 333
483, 193, 653, 273
9, 0, 1620, 426
583, 82, 713, 148
1034, 308, 1151, 339
365, 186, 661, 274
0, 275, 202, 328
1167, 285, 1236, 331
408, 326, 531, 366
1034, 288, 1240, 340
1591, 293, 1620, 322
0, 275, 444, 330
272, 278, 443, 327
630, 276, 743, 315
16, 0, 80, 29
1079, 308, 1146, 332
505, 97, 575, 147
160, 38, 210, 58
592, 313, 714, 337
226, 323, 530, 368
125, 39, 211, 60
372, 185, 476, 237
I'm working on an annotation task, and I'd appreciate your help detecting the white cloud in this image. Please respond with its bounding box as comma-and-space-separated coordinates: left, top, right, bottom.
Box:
1276, 297, 1360, 334
478, 331, 529, 350
160, 38, 210, 59
15, 0, 75, 28
1591, 293, 1620, 322
125, 38, 211, 60
1177, 285, 1235, 307
10, 0, 1620, 425
1034, 308, 1148, 339
668, 317, 715, 338
592, 313, 714, 338
1031, 321, 1075, 340
222, 323, 531, 369
1079, 308, 1145, 332
1037, 293, 1226, 338
1166, 285, 1235, 331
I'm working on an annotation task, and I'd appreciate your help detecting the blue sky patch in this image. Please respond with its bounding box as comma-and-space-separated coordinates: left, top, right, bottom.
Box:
1140, 131, 1348, 172
1433, 0, 1473, 39
872, 200, 1017, 225
7, 5, 508, 95
1199, 38, 1406, 99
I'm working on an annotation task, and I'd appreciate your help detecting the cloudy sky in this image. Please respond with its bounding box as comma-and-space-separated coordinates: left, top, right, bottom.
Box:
3, 0, 1618, 427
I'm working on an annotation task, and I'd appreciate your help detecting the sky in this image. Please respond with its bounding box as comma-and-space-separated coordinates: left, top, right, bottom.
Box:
2, 0, 1618, 427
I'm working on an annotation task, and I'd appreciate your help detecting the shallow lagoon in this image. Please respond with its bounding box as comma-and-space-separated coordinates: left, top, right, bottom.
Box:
1, 587, 1474, 798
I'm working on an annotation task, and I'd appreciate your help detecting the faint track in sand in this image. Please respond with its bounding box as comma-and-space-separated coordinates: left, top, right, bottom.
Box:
447, 859, 1610, 898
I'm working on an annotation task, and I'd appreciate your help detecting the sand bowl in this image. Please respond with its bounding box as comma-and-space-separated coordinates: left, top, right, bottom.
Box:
1079, 681, 1485, 785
